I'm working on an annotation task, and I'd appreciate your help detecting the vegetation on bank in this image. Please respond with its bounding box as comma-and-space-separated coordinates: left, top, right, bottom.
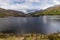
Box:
0, 32, 60, 40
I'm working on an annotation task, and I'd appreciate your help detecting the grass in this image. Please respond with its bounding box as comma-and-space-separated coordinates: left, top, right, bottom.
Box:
0, 33, 60, 40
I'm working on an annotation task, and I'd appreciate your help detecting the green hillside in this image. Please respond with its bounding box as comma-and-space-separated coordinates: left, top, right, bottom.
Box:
43, 5, 60, 15
30, 5, 60, 16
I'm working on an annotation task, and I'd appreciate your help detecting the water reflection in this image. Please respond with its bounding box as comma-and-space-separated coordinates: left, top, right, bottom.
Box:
0, 16, 60, 34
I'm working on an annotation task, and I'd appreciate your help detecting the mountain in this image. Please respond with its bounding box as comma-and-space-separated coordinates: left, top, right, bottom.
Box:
43, 5, 60, 15
26, 10, 43, 17
0, 5, 60, 17
0, 8, 25, 17
26, 9, 40, 13
27, 5, 60, 16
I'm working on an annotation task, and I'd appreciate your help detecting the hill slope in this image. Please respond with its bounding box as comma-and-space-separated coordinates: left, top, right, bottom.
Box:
0, 5, 60, 17
29, 5, 60, 16
26, 10, 43, 17
43, 5, 60, 15
0, 8, 25, 17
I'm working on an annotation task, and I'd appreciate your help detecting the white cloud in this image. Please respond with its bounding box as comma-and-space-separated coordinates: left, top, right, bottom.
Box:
0, 0, 60, 13
28, 0, 40, 2
52, 0, 60, 4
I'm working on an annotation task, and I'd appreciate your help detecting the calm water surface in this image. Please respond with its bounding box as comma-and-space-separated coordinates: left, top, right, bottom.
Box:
0, 16, 60, 34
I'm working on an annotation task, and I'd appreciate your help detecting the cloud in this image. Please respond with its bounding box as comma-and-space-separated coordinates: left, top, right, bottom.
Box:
0, 0, 60, 13
53, 0, 60, 4
26, 0, 40, 2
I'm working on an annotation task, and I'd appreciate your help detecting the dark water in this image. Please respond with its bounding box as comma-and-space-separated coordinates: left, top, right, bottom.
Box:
0, 16, 60, 34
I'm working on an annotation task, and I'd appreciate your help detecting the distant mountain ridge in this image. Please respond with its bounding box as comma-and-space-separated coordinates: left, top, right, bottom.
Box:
0, 8, 43, 17
28, 5, 60, 16
0, 5, 60, 17
0, 8, 26, 17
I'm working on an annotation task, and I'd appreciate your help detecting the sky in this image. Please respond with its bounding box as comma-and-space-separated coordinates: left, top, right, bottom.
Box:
0, 0, 60, 13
